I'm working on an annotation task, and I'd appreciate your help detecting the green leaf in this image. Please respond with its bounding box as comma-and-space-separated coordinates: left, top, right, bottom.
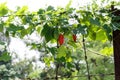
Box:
0, 41, 5, 45
112, 22, 120, 30
100, 47, 113, 56
7, 24, 24, 32
46, 6, 54, 11
106, 33, 112, 41
0, 52, 11, 62
26, 26, 35, 34
103, 24, 111, 34
0, 3, 8, 16
28, 69, 41, 79
48, 47, 57, 55
5, 31, 9, 37
56, 57, 66, 62
20, 29, 28, 38
62, 27, 70, 35
89, 31, 96, 40
16, 6, 28, 15
65, 0, 72, 10
22, 15, 33, 24
96, 29, 107, 42
67, 62, 74, 69
77, 24, 87, 34
36, 26, 41, 34
45, 27, 54, 42
44, 57, 50, 67
57, 46, 67, 58
37, 9, 45, 14
41, 23, 54, 42
66, 57, 72, 62
103, 24, 112, 41
54, 28, 59, 39
89, 17, 100, 26
68, 41, 77, 48
0, 24, 3, 32
41, 23, 49, 36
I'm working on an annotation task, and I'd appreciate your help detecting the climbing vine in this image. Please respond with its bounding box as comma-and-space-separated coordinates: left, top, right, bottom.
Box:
0, 0, 119, 79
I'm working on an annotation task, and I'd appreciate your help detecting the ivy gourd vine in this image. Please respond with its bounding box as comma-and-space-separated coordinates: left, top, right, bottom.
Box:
0, 0, 119, 79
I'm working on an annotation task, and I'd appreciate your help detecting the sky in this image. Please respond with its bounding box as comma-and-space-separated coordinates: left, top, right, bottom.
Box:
0, 0, 91, 11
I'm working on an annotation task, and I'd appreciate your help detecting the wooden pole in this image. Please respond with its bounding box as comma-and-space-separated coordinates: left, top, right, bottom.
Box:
112, 5, 120, 80
113, 30, 120, 80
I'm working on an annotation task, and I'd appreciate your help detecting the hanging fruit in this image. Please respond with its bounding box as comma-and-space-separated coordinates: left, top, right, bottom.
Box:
58, 34, 64, 45
73, 34, 77, 42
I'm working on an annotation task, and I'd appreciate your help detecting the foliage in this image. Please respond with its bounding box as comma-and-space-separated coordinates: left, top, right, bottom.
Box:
0, 0, 119, 79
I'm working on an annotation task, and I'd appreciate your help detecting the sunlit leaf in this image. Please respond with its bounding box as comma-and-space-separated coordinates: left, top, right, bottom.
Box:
0, 3, 8, 16
96, 29, 107, 42
65, 0, 72, 10
44, 57, 50, 67
57, 46, 67, 58
100, 47, 113, 56
16, 6, 28, 15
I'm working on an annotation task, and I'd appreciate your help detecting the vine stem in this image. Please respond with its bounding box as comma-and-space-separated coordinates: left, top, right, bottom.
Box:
55, 34, 59, 80
55, 63, 59, 80
82, 35, 91, 80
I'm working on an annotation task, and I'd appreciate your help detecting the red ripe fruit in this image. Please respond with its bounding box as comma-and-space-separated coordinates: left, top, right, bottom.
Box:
58, 34, 64, 45
73, 34, 77, 42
